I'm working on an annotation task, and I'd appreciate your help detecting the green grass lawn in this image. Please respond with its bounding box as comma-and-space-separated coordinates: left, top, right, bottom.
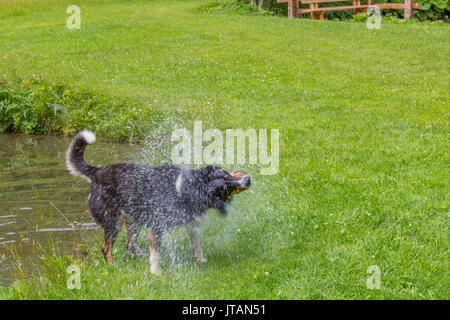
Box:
0, 0, 449, 299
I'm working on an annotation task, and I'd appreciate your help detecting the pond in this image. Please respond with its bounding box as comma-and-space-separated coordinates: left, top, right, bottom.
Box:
0, 134, 141, 285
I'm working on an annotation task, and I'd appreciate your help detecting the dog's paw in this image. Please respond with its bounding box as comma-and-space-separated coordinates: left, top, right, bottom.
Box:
150, 261, 161, 275
150, 265, 161, 275
195, 257, 208, 264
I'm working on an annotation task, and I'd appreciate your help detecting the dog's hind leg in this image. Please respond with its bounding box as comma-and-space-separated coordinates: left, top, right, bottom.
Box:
125, 217, 144, 257
147, 227, 161, 274
187, 222, 207, 263
101, 215, 124, 265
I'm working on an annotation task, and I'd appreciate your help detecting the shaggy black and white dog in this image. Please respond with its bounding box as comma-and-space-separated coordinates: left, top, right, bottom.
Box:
66, 130, 251, 273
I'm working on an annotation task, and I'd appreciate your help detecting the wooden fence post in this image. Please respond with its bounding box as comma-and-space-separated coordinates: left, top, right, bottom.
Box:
404, 0, 414, 19
288, 0, 299, 18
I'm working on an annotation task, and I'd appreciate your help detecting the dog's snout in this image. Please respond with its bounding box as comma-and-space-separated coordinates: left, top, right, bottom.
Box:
230, 171, 250, 191
240, 175, 250, 187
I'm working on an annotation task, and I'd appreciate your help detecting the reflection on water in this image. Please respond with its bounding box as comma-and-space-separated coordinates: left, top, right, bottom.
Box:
0, 134, 139, 285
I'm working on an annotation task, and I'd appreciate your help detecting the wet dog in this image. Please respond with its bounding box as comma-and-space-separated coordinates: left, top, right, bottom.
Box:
66, 130, 251, 273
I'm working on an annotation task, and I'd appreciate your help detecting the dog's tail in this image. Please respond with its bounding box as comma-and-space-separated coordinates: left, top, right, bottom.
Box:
66, 130, 98, 180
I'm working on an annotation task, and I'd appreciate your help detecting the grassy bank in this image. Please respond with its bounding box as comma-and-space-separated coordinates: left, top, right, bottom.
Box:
0, 0, 449, 299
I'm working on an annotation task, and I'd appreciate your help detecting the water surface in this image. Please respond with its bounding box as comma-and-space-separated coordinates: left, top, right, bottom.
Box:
0, 134, 138, 285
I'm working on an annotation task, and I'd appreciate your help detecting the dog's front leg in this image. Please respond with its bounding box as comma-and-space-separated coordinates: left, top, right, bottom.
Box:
147, 227, 161, 274
187, 222, 207, 263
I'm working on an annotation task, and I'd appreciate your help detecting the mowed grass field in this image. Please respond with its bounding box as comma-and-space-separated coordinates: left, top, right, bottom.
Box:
0, 0, 449, 299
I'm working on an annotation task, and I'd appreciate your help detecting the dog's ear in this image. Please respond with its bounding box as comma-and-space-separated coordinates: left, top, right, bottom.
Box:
205, 165, 216, 173
206, 178, 225, 194
202, 165, 216, 181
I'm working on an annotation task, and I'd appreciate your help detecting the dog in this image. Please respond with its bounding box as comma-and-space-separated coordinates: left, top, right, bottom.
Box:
66, 130, 251, 273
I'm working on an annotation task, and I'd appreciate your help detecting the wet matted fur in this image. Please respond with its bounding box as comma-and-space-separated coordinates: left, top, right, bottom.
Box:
66, 130, 251, 273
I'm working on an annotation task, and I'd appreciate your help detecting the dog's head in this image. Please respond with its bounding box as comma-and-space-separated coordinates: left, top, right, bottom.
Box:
201, 165, 251, 214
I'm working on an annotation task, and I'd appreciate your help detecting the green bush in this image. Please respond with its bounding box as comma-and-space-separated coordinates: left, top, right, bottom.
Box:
218, 0, 449, 20
0, 79, 65, 134
416, 0, 449, 20
196, 1, 277, 15
0, 78, 186, 141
